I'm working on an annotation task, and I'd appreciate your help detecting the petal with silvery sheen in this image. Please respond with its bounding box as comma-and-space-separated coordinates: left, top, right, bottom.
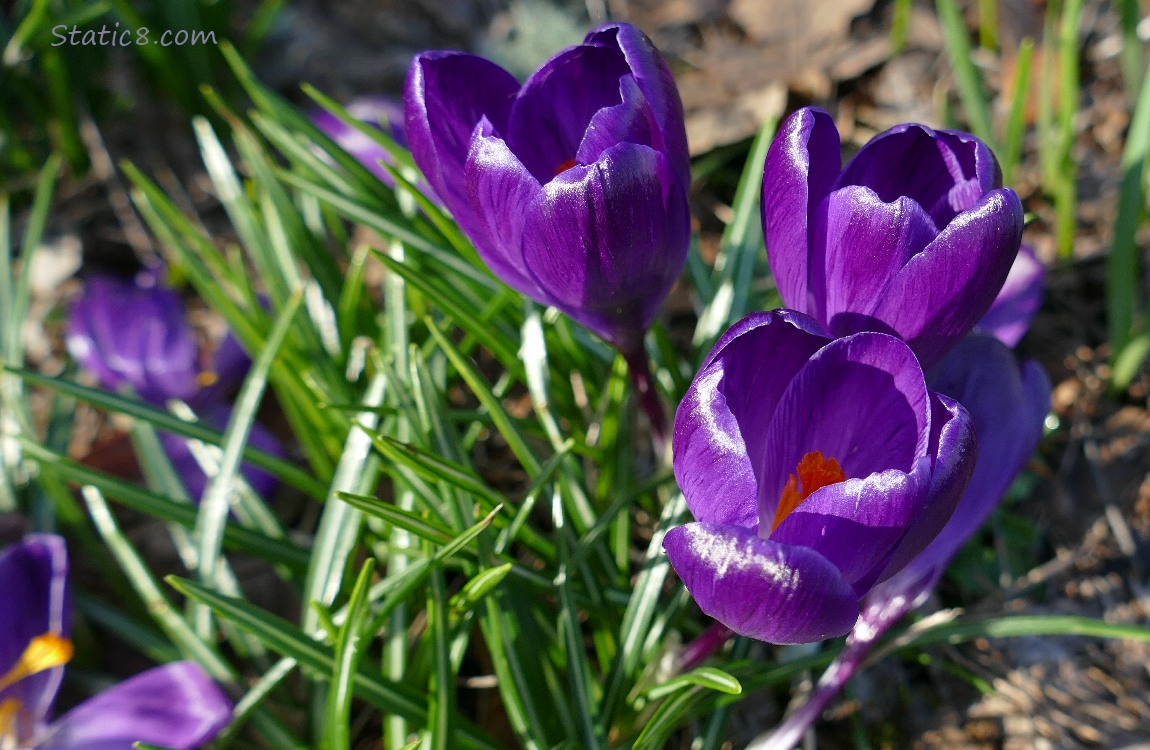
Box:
837, 123, 1000, 228
866, 188, 1023, 367
761, 107, 842, 317
521, 142, 689, 348
464, 119, 545, 297
404, 51, 518, 219
664, 522, 859, 644
820, 187, 939, 333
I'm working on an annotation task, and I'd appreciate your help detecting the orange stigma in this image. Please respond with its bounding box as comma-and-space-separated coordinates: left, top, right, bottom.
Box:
771, 451, 845, 532
554, 158, 577, 175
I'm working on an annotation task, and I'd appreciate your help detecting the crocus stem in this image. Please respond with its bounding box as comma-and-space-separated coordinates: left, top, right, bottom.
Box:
747, 634, 877, 750
679, 621, 734, 672
622, 345, 668, 459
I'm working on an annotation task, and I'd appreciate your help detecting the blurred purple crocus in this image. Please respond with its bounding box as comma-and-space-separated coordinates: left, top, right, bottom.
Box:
404, 22, 691, 354
663, 310, 975, 644
977, 243, 1044, 347
66, 273, 249, 408
0, 535, 231, 749
757, 335, 1049, 748
66, 273, 283, 501
311, 96, 407, 187
761, 107, 1024, 367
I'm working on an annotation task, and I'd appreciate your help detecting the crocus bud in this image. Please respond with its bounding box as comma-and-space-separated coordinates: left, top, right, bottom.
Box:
404, 22, 691, 352
664, 310, 975, 644
761, 107, 1024, 366
0, 535, 232, 749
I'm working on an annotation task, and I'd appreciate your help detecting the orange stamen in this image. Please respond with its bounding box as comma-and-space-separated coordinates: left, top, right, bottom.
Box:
771, 451, 846, 532
554, 158, 577, 175
0, 633, 73, 693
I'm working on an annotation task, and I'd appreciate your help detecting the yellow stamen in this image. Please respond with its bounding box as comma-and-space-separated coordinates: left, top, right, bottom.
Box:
771, 451, 846, 532
0, 634, 73, 693
197, 370, 219, 388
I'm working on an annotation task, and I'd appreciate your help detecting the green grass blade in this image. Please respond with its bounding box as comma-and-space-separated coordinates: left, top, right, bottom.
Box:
694, 117, 776, 348
936, 0, 995, 145
301, 372, 387, 634
18, 439, 309, 569
323, 560, 376, 750
80, 485, 233, 681
1000, 38, 1034, 184
167, 576, 503, 750
1108, 61, 1150, 362
4, 366, 325, 497
193, 292, 302, 637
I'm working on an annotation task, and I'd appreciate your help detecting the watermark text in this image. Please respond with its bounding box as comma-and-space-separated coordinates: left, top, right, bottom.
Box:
51, 23, 217, 47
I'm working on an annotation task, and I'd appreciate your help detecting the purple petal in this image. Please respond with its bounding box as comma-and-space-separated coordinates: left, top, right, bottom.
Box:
463, 119, 545, 297
583, 23, 691, 187
159, 405, 284, 503
520, 142, 690, 349
38, 662, 231, 750
770, 461, 931, 593
664, 522, 858, 644
976, 243, 1045, 347
914, 335, 1051, 574
761, 107, 842, 317
312, 96, 405, 184
759, 332, 932, 525
66, 276, 201, 405
404, 51, 519, 220
192, 331, 252, 407
505, 44, 633, 183
820, 187, 940, 331
838, 124, 1001, 228
673, 311, 828, 529
0, 535, 69, 734
574, 75, 660, 166
866, 188, 1024, 367
872, 392, 976, 583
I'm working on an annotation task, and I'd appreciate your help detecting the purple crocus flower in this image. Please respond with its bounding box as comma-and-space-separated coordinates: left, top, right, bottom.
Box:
761, 107, 1024, 367
404, 22, 691, 354
66, 273, 283, 502
976, 243, 1044, 347
311, 96, 407, 187
663, 311, 975, 644
66, 274, 205, 406
755, 335, 1050, 748
0, 535, 231, 749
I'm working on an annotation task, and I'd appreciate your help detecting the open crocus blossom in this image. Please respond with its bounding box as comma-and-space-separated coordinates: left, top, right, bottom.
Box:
664, 311, 975, 644
404, 22, 691, 353
761, 107, 1024, 367
756, 335, 1049, 749
0, 535, 231, 749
